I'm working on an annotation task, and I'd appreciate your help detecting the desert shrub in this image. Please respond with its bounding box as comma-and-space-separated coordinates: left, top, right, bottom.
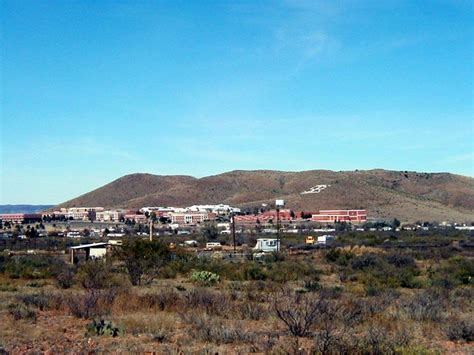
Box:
0, 255, 9, 273
4, 255, 65, 279
191, 270, 220, 286
303, 278, 322, 292
184, 288, 231, 317
86, 319, 124, 337
67, 286, 122, 319
76, 260, 111, 290
359, 327, 402, 354
8, 303, 37, 321
319, 286, 343, 299
0, 283, 17, 292
139, 289, 182, 312
325, 248, 354, 266
274, 290, 328, 337
403, 289, 445, 322
56, 267, 75, 289
17, 292, 53, 311
351, 254, 383, 270
67, 292, 101, 319
445, 318, 474, 342
183, 312, 255, 344
447, 256, 474, 285
119, 239, 171, 286
243, 263, 268, 281
266, 260, 321, 283
238, 301, 267, 321
385, 253, 416, 268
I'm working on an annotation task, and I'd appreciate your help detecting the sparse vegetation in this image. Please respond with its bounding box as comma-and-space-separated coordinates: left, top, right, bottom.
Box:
0, 233, 472, 353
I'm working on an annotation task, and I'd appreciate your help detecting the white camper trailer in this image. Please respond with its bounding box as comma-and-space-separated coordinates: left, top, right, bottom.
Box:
317, 235, 335, 245
253, 238, 280, 252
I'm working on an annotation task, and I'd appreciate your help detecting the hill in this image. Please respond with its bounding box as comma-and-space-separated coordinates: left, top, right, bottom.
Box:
57, 169, 474, 223
0, 205, 54, 214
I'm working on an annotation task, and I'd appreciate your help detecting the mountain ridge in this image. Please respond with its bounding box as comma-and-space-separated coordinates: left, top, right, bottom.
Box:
57, 169, 474, 223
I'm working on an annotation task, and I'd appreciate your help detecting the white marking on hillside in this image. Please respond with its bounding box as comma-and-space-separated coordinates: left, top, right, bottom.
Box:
301, 185, 330, 194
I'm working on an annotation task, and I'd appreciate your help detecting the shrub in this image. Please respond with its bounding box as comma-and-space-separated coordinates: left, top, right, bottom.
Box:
325, 249, 353, 266
183, 312, 255, 344
351, 254, 382, 270
303, 278, 322, 292
385, 253, 416, 268
4, 255, 65, 279
243, 264, 267, 281
8, 303, 37, 321
17, 292, 52, 311
76, 260, 111, 290
191, 271, 220, 286
445, 319, 474, 342
274, 291, 327, 337
119, 239, 171, 286
403, 289, 444, 322
56, 267, 75, 289
184, 288, 231, 317
86, 319, 124, 337
139, 289, 181, 312
238, 302, 267, 321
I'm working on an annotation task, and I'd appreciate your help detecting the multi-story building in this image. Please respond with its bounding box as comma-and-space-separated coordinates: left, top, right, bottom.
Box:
311, 210, 367, 223
0, 213, 42, 224
124, 214, 147, 223
96, 210, 121, 222
234, 209, 297, 224
54, 207, 104, 221
187, 204, 241, 215
169, 211, 216, 225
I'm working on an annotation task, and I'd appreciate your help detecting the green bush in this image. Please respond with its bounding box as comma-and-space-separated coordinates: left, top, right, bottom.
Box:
325, 249, 354, 266
86, 319, 124, 337
8, 303, 37, 321
191, 271, 220, 286
4, 255, 65, 279
56, 267, 75, 289
445, 318, 473, 342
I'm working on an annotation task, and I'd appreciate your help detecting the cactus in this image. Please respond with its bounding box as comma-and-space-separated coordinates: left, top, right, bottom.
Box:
190, 270, 220, 286
86, 319, 124, 337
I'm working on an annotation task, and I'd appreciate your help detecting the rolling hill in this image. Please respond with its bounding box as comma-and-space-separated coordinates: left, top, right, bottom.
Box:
57, 169, 474, 223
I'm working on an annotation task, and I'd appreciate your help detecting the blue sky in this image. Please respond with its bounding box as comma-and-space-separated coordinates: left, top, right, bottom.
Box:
1, 0, 473, 204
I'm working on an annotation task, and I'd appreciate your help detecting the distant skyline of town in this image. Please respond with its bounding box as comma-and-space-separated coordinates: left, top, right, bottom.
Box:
1, 1, 472, 204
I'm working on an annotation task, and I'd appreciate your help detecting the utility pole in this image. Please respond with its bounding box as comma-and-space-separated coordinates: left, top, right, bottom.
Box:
149, 219, 153, 242
231, 213, 236, 253
276, 206, 280, 252
275, 199, 284, 253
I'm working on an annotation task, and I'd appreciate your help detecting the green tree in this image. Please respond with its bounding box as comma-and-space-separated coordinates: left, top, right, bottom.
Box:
391, 218, 401, 229
119, 240, 171, 286
202, 222, 219, 240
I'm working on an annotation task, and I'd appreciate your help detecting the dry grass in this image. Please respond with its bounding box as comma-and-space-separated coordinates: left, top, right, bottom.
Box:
0, 248, 473, 353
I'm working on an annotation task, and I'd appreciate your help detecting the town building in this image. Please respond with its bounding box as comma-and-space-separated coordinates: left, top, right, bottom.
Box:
311, 210, 367, 223
96, 210, 122, 222
0, 213, 42, 224
169, 211, 216, 225
124, 214, 147, 223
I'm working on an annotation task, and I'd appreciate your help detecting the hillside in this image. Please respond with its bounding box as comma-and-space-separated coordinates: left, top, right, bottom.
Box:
0, 205, 54, 214
57, 169, 474, 223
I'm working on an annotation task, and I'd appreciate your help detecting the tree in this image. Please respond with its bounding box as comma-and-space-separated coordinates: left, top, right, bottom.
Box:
391, 218, 401, 229
119, 240, 171, 286
202, 223, 218, 240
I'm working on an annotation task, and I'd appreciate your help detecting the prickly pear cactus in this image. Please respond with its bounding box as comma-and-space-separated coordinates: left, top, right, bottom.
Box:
86, 319, 124, 337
